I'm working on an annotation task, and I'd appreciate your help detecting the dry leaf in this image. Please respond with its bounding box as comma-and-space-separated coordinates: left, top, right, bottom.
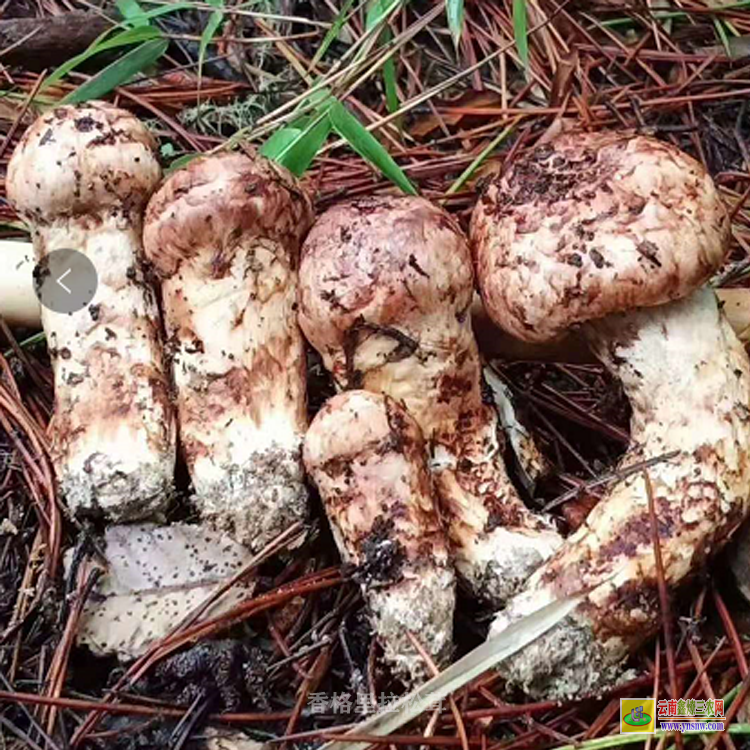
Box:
68, 523, 256, 660
409, 91, 501, 138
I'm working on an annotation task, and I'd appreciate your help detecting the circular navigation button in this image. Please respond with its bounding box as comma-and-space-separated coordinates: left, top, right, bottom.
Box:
33, 249, 98, 315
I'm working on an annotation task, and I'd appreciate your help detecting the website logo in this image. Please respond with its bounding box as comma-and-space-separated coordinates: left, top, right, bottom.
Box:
621, 699, 656, 733
620, 697, 727, 733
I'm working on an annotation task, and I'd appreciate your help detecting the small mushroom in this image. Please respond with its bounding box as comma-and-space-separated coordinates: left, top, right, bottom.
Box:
298, 196, 561, 605
142, 152, 314, 552
6, 103, 175, 520
471, 130, 750, 698
304, 390, 455, 685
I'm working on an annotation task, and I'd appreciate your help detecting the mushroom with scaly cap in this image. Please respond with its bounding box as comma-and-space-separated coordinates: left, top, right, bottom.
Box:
304, 390, 455, 685
143, 152, 314, 552
471, 130, 750, 699
6, 102, 175, 521
298, 196, 562, 606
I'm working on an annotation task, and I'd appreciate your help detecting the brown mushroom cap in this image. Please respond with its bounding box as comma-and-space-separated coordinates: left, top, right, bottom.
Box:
7, 102, 160, 222
143, 152, 313, 279
470, 131, 730, 343
298, 195, 473, 386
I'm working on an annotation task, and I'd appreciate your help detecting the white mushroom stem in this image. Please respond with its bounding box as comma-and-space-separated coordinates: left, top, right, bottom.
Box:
142, 152, 313, 552
6, 103, 175, 520
490, 289, 750, 699
304, 390, 456, 686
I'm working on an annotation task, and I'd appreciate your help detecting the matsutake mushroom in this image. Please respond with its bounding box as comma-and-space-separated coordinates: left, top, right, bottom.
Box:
298, 196, 561, 606
142, 152, 313, 552
6, 103, 175, 520
471, 130, 750, 698
304, 390, 455, 685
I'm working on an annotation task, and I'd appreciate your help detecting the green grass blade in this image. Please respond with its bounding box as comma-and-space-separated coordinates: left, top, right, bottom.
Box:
714, 17, 732, 55
366, 0, 402, 114
199, 0, 225, 83
365, 0, 402, 29
446, 119, 518, 195
329, 101, 416, 194
261, 126, 304, 159
260, 86, 335, 173
261, 112, 333, 176
44, 26, 162, 90
118, 0, 189, 27
116, 0, 150, 27
512, 0, 529, 72
62, 38, 168, 104
132, 3, 194, 21
310, 0, 358, 68
382, 36, 399, 113
305, 86, 335, 109
446, 0, 464, 49
725, 18, 741, 35
319, 592, 584, 750
365, 0, 386, 27
3, 332, 46, 360
166, 153, 201, 174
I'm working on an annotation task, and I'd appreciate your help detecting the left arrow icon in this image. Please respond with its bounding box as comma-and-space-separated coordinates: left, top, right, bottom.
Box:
56, 268, 72, 294
33, 249, 98, 314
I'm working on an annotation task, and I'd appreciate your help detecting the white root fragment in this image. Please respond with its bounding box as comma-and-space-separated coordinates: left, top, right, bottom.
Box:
143, 152, 313, 552
304, 390, 456, 686
68, 523, 256, 660
0, 240, 40, 327
472, 130, 750, 699
298, 196, 561, 606
482, 365, 548, 491
6, 103, 175, 520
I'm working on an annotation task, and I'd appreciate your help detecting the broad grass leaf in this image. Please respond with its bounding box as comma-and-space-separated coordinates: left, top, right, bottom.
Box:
261, 113, 332, 176
329, 100, 416, 194
513, 0, 529, 72
45, 26, 163, 90
62, 38, 168, 104
446, 0, 464, 49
